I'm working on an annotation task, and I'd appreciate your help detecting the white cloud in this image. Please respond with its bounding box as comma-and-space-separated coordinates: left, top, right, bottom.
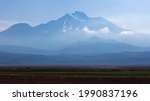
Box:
82, 26, 97, 34
120, 31, 135, 35
83, 26, 111, 35
100, 27, 110, 33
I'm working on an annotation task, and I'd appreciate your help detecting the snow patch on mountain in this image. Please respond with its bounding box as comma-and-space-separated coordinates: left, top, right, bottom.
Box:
69, 13, 86, 22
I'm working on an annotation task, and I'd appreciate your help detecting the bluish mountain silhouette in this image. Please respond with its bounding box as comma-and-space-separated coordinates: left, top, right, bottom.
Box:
0, 45, 55, 55
0, 11, 129, 50
0, 11, 149, 54
60, 36, 147, 54
1, 23, 33, 36
0, 51, 150, 66
0, 11, 124, 36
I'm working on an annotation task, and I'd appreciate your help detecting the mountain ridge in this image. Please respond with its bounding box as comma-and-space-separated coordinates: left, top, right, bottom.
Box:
0, 11, 125, 35
0, 11, 150, 51
60, 36, 147, 55
0, 51, 150, 66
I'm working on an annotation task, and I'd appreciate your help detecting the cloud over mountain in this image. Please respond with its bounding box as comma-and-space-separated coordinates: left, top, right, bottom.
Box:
82, 26, 97, 34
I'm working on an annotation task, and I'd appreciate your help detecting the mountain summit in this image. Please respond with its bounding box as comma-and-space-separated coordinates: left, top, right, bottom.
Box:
52, 11, 124, 33
71, 11, 89, 20
59, 11, 89, 21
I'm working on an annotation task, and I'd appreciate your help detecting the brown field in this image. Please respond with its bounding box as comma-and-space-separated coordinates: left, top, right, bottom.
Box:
0, 66, 150, 84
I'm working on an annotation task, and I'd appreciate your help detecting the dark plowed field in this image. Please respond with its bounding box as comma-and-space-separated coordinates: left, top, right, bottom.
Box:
0, 66, 150, 84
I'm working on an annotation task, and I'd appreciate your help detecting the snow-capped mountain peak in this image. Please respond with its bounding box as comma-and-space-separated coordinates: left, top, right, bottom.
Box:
58, 11, 90, 32
71, 11, 89, 20
59, 11, 89, 23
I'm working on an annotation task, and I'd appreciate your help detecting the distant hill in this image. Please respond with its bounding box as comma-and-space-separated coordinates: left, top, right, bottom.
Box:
60, 36, 148, 54
0, 45, 55, 55
0, 51, 150, 66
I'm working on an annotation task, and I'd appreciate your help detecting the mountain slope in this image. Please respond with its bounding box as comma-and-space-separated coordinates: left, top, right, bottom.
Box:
0, 45, 55, 55
0, 11, 126, 50
0, 23, 33, 36
60, 36, 147, 54
34, 11, 124, 34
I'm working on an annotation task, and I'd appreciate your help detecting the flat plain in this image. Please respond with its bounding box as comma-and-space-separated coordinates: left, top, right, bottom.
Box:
0, 66, 150, 84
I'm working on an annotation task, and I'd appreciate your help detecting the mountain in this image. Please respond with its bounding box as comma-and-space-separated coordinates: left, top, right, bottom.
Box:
60, 36, 147, 54
34, 11, 124, 34
0, 51, 150, 66
0, 11, 150, 54
0, 23, 33, 36
0, 11, 127, 50
0, 45, 55, 55
0, 11, 150, 66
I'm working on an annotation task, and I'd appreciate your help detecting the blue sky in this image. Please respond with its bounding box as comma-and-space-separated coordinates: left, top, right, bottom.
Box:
0, 0, 150, 33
